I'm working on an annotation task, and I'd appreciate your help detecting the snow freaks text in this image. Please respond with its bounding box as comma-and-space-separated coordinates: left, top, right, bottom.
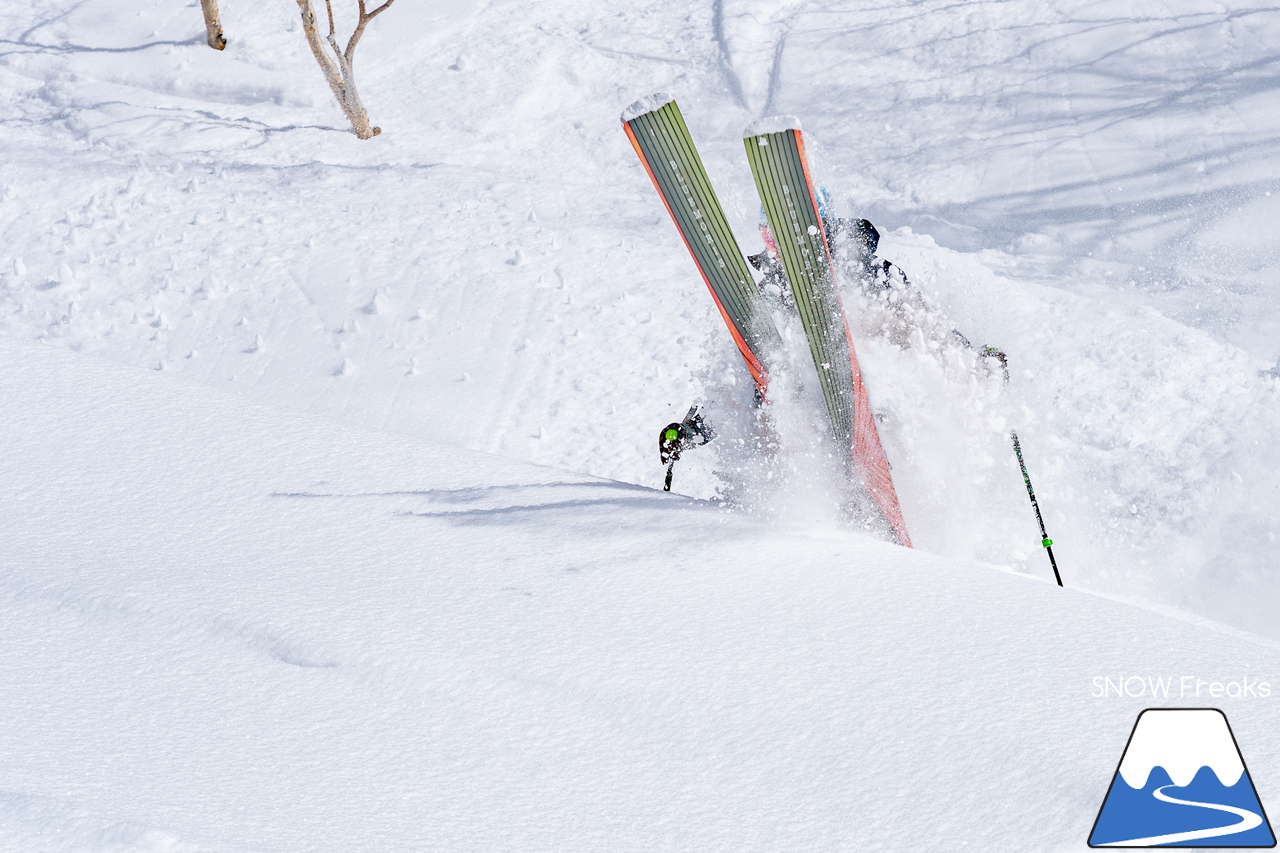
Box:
1092, 676, 1272, 699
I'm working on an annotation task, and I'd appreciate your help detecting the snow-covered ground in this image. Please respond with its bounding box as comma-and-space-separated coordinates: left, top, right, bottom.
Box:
1, 1, 1279, 849
4, 333, 1279, 852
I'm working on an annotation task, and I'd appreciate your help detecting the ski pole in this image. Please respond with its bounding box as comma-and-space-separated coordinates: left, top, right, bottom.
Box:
1010, 430, 1063, 587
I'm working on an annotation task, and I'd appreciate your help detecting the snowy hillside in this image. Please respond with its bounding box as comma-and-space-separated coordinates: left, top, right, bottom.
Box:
2, 0, 1280, 848
5, 0, 1280, 635
3, 333, 1279, 852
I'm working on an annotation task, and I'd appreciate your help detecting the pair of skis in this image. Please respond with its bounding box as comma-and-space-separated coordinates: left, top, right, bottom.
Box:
622, 94, 911, 548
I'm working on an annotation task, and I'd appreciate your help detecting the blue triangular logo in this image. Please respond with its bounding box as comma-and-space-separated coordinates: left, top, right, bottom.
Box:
1090, 708, 1276, 847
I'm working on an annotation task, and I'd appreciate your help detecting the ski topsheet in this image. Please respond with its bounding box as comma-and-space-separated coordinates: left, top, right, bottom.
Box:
622, 94, 784, 393
743, 117, 911, 547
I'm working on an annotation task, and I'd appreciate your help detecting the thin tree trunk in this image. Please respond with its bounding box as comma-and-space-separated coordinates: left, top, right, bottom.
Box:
200, 0, 226, 50
327, 33, 376, 138
296, 0, 388, 139
297, 0, 346, 104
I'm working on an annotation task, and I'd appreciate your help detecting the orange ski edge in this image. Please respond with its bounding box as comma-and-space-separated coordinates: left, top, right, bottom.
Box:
623, 120, 771, 397
791, 129, 912, 547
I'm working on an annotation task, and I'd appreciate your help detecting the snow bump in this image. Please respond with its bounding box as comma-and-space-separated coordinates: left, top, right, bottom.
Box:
744, 115, 803, 138
620, 92, 674, 123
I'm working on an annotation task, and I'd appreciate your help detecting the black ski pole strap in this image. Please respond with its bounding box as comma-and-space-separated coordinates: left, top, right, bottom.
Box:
982, 347, 1010, 385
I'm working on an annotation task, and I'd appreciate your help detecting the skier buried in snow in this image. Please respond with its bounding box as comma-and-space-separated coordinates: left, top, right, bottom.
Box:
749, 195, 1007, 380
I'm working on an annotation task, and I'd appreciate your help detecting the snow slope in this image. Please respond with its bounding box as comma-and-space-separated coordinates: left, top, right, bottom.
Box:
2, 333, 1278, 853
2, 0, 1280, 846
4, 0, 1280, 635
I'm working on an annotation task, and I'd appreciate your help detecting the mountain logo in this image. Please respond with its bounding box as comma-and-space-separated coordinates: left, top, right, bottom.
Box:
1089, 708, 1275, 847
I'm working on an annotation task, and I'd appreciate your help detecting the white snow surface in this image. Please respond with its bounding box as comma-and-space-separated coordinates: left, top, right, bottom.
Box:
2, 0, 1280, 849
743, 114, 803, 137
3, 334, 1279, 852
620, 91, 674, 123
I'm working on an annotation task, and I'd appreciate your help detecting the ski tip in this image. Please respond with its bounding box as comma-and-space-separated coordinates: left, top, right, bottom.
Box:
743, 115, 802, 139
621, 92, 675, 123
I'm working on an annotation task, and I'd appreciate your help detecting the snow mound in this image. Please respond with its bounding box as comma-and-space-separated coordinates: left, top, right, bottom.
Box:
620, 92, 674, 123
744, 115, 803, 137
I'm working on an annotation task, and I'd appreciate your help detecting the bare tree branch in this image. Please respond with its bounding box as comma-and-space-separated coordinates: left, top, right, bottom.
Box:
297, 0, 345, 103
345, 0, 396, 64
